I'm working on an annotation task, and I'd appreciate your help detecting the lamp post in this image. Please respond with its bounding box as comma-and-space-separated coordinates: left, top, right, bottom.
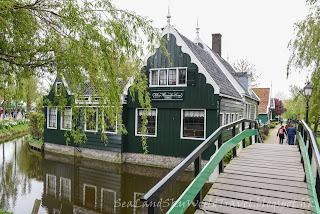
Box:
303, 82, 313, 124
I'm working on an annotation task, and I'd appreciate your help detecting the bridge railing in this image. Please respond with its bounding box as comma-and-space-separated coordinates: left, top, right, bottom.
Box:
297, 120, 320, 213
140, 118, 263, 214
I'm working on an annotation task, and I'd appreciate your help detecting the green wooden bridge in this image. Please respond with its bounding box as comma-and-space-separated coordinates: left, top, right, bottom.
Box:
141, 119, 320, 214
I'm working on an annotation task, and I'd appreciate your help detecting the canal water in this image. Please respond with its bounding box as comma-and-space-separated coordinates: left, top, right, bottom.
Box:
0, 137, 210, 214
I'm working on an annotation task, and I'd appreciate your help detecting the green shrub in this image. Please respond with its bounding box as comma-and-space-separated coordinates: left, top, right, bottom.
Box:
269, 124, 276, 129
0, 209, 12, 214
29, 112, 45, 140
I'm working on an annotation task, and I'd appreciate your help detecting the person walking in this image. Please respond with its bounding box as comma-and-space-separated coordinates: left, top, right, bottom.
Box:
285, 122, 291, 143
287, 125, 296, 145
277, 125, 287, 144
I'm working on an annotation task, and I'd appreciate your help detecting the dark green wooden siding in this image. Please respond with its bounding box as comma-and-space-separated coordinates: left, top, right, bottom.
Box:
124, 34, 219, 160
44, 107, 122, 152
258, 114, 269, 124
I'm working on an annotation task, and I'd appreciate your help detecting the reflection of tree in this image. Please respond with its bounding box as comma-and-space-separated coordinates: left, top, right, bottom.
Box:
0, 137, 43, 211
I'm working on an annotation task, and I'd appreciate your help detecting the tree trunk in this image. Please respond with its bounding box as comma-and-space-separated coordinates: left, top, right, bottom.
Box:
313, 113, 319, 137
26, 95, 31, 113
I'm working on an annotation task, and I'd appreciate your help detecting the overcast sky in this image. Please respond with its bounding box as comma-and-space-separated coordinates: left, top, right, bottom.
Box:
114, 0, 311, 99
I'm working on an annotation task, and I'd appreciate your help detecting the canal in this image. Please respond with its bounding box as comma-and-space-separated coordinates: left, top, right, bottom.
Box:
0, 137, 210, 214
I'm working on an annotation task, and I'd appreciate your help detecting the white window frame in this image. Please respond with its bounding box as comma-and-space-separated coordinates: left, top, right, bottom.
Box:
46, 174, 57, 197
55, 82, 62, 96
60, 107, 72, 131
219, 113, 224, 126
133, 192, 146, 214
181, 109, 206, 141
59, 177, 71, 202
254, 105, 257, 120
84, 108, 98, 132
225, 113, 230, 125
83, 184, 97, 209
135, 108, 158, 137
236, 113, 239, 121
149, 67, 188, 87
231, 113, 235, 123
101, 188, 117, 214
47, 107, 57, 129
102, 111, 117, 134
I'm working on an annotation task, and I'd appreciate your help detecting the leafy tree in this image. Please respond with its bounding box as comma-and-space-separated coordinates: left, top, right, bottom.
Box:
21, 76, 40, 113
272, 98, 286, 117
233, 58, 261, 87
288, 0, 320, 132
282, 85, 306, 121
1, 0, 161, 152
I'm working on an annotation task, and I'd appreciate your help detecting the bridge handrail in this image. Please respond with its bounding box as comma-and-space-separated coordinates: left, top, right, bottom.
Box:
140, 118, 263, 213
299, 120, 320, 169
297, 120, 320, 209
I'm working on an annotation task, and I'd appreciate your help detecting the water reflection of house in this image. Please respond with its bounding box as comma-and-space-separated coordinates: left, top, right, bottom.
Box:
42, 153, 121, 214
42, 153, 200, 214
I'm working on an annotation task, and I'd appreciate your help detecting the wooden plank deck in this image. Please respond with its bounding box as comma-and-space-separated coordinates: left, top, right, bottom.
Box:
196, 143, 311, 214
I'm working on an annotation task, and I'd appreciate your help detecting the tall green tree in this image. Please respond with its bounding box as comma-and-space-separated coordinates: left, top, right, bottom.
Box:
0, 0, 161, 152
21, 76, 39, 113
288, 0, 320, 132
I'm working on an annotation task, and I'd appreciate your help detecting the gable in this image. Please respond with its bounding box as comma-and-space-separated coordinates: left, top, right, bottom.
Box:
252, 88, 270, 114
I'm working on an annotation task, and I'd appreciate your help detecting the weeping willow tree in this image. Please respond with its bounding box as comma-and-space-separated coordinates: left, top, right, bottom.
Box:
288, 0, 320, 133
0, 0, 162, 153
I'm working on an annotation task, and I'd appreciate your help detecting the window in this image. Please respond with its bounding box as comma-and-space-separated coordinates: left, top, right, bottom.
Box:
136, 109, 157, 137
101, 189, 116, 213
159, 69, 167, 85
168, 69, 176, 85
219, 113, 224, 126
47, 107, 57, 129
225, 113, 230, 125
253, 105, 257, 120
46, 174, 56, 197
149, 67, 187, 87
60, 177, 71, 202
181, 110, 206, 140
55, 82, 62, 96
83, 184, 97, 210
103, 115, 117, 133
179, 69, 187, 84
151, 70, 158, 85
61, 108, 72, 130
85, 108, 98, 132
231, 114, 235, 123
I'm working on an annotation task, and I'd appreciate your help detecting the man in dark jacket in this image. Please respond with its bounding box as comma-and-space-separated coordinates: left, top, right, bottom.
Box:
287, 125, 296, 145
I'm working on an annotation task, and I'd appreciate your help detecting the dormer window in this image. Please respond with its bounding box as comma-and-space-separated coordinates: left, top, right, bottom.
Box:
150, 67, 187, 87
55, 82, 62, 96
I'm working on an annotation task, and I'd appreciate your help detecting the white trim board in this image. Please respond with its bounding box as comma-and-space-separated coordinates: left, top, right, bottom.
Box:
144, 25, 220, 94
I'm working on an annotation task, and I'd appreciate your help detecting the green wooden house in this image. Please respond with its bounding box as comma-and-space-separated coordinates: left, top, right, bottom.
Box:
43, 14, 259, 164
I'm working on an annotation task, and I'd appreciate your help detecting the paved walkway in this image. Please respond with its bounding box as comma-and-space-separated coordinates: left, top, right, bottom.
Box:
264, 123, 289, 145
196, 124, 310, 214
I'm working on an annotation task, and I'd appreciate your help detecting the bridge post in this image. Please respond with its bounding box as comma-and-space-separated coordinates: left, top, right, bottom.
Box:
147, 197, 160, 214
232, 126, 237, 157
316, 171, 320, 206
242, 122, 246, 148
249, 123, 252, 145
218, 134, 224, 173
194, 155, 202, 209
254, 123, 258, 143
308, 136, 313, 162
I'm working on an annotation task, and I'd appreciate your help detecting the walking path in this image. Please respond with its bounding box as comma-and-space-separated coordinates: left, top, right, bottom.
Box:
196, 123, 310, 213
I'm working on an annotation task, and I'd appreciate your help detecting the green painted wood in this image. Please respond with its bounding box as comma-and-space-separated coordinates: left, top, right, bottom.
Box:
166, 129, 258, 214
124, 33, 219, 159
258, 114, 268, 124
296, 132, 320, 214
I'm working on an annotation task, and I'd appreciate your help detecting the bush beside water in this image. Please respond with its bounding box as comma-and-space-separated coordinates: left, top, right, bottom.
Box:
0, 119, 29, 138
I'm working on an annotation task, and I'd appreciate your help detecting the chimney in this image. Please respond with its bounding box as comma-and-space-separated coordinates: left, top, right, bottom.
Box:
212, 33, 222, 56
